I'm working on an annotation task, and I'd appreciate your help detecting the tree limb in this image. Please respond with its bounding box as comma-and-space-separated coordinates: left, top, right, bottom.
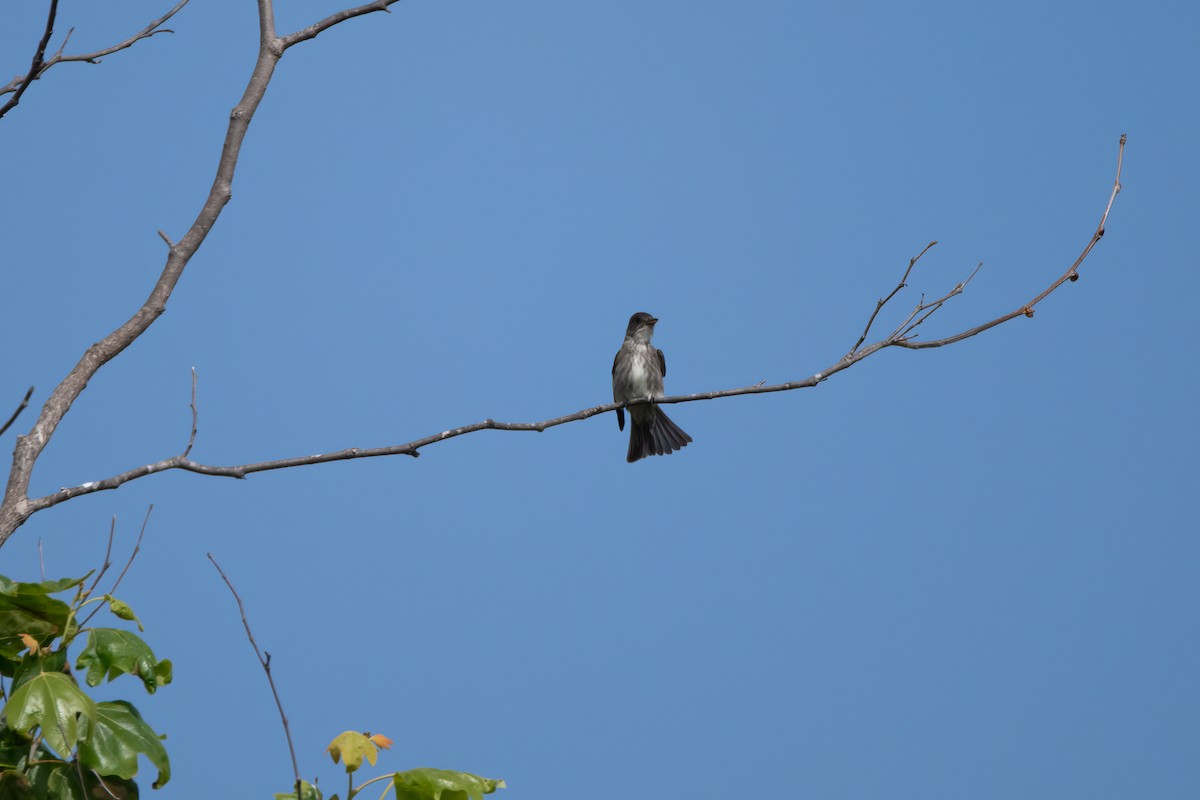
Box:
0, 0, 191, 114
279, 0, 398, 48
0, 0, 402, 545
7, 133, 1125, 521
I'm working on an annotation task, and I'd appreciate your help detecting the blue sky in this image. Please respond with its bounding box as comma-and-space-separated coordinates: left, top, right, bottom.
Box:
2, 0, 1197, 797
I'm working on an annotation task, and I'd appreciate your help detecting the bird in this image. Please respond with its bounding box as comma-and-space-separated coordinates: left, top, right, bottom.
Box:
612, 312, 692, 463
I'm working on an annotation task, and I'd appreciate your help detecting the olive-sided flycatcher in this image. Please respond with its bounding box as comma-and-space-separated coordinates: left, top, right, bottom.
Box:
612, 312, 692, 463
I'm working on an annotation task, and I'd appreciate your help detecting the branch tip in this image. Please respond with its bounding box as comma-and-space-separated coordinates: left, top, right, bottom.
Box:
209, 553, 301, 785
0, 387, 35, 439
183, 367, 199, 457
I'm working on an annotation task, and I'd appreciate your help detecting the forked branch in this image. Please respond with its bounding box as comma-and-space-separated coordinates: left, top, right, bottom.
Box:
0, 0, 191, 117
849, 240, 938, 354
0, 0, 402, 544
0, 0, 59, 119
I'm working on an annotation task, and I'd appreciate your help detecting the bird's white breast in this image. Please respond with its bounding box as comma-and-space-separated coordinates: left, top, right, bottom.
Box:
627, 357, 652, 397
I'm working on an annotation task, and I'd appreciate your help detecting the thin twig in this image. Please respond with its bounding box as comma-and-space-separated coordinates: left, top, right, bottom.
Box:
88, 768, 121, 800
849, 241, 937, 354
50, 27, 75, 60
0, 0, 59, 119
79, 507, 152, 628
109, 505, 152, 596
207, 553, 302, 792
83, 516, 119, 600
0, 1, 191, 103
70, 742, 88, 796
37, 539, 46, 582
0, 387, 34, 439
183, 368, 198, 457
893, 262, 984, 341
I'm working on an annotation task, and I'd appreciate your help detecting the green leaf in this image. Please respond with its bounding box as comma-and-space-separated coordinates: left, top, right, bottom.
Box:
75, 629, 172, 693
0, 654, 18, 680
4, 671, 97, 757
326, 731, 378, 773
0, 577, 80, 660
10, 649, 68, 695
274, 779, 322, 800
392, 768, 505, 800
22, 760, 135, 800
77, 700, 170, 789
0, 576, 87, 596
22, 762, 82, 800
0, 746, 24, 775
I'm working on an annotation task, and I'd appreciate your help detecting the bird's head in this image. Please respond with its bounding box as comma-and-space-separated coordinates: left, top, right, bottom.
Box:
626, 312, 658, 342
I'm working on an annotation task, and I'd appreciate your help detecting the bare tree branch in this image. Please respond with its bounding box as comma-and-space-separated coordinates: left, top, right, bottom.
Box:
78, 506, 153, 629
279, 0, 400, 49
896, 134, 1126, 350
849, 240, 938, 355
0, 0, 59, 120
108, 505, 152, 598
0, 387, 34, 439
183, 369, 198, 458
208, 553, 302, 799
890, 262, 985, 343
0, 0, 402, 544
0, 0, 190, 110
82, 516, 119, 601
6, 134, 1126, 519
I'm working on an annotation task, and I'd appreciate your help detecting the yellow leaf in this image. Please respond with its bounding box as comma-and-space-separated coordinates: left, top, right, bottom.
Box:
369, 733, 394, 750
326, 730, 377, 773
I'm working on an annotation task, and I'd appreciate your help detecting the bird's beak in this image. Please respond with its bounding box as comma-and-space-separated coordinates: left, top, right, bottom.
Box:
648, 317, 659, 324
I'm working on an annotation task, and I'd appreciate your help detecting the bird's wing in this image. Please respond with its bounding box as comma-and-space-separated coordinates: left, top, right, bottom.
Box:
657, 348, 667, 378
613, 351, 625, 431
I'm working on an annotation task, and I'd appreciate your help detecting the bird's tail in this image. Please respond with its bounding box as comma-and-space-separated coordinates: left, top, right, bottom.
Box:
627, 406, 692, 463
